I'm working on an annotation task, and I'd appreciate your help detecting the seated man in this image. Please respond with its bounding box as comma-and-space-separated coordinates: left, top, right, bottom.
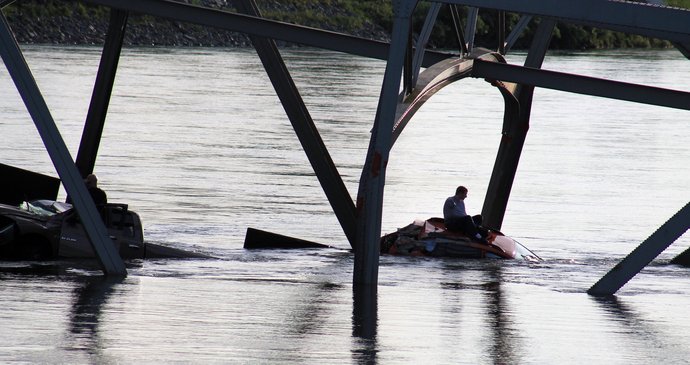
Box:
65, 174, 107, 206
84, 174, 107, 206
443, 185, 488, 244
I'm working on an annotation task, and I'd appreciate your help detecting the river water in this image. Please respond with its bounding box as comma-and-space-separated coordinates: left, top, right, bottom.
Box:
1, 45, 689, 364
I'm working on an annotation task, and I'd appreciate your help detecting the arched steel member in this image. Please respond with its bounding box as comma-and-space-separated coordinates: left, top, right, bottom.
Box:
391, 49, 514, 146
393, 19, 555, 235
389, 48, 521, 233
354, 15, 554, 285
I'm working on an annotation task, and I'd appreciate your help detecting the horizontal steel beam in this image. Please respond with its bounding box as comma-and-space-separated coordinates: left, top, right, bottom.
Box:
439, 0, 690, 43
83, 0, 454, 67
472, 58, 690, 111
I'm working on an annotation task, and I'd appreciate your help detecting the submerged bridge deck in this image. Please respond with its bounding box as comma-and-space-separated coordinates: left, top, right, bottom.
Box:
1, 0, 689, 295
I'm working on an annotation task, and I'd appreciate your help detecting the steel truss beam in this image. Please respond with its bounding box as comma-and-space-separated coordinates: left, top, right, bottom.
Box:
410, 3, 442, 89
472, 59, 690, 111
465, 7, 479, 51
236, 0, 357, 246
588, 202, 690, 296
439, 0, 690, 43
504, 15, 532, 52
83, 0, 454, 67
0, 13, 126, 275
75, 8, 128, 177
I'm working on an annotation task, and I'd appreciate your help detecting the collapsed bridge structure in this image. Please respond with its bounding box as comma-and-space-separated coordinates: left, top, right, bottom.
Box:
0, 0, 689, 295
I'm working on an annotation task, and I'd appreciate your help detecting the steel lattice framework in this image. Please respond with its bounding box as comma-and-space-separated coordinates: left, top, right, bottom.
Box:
1, 0, 688, 295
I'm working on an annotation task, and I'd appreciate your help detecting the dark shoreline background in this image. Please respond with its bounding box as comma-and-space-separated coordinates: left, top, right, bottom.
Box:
3, 0, 676, 50
4, 0, 390, 48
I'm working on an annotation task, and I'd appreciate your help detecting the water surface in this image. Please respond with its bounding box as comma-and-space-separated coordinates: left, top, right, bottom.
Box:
1, 46, 689, 364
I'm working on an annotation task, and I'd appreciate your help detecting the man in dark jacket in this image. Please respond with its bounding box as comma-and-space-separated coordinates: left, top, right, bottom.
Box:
84, 174, 107, 206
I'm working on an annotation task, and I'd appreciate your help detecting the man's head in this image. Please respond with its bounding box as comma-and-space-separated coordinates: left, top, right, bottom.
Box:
455, 185, 468, 198
85, 174, 98, 188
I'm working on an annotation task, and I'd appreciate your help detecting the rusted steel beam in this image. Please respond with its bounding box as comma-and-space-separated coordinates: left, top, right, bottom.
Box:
354, 0, 417, 285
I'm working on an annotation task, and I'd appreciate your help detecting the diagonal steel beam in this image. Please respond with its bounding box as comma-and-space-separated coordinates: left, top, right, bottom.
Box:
504, 15, 532, 53
448, 4, 468, 55
83, 0, 454, 67
410, 2, 442, 89
75, 8, 128, 178
236, 0, 357, 247
441, 0, 690, 43
472, 59, 690, 111
0, 13, 126, 275
588, 202, 690, 296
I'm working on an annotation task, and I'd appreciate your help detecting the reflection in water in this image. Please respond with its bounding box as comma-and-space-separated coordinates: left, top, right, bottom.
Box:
1, 46, 689, 363
352, 284, 378, 364
439, 262, 521, 365
287, 282, 344, 336
482, 265, 520, 365
67, 277, 124, 363
592, 295, 690, 363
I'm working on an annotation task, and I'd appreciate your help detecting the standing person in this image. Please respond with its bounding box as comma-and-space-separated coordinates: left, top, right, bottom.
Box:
443, 186, 487, 244
84, 174, 107, 206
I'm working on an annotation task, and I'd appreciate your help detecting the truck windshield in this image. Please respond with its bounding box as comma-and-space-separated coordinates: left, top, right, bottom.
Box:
20, 200, 72, 217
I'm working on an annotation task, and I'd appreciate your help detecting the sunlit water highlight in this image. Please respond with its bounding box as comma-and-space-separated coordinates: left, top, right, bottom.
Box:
1, 46, 689, 364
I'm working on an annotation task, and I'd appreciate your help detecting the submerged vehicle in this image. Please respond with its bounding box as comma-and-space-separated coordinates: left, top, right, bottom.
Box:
380, 217, 540, 261
0, 199, 207, 260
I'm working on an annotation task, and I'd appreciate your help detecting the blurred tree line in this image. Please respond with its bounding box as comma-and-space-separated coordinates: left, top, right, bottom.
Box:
2, 0, 684, 50
257, 0, 678, 50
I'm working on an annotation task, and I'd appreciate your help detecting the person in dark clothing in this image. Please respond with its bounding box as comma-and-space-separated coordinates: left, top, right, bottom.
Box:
84, 174, 107, 206
443, 185, 488, 244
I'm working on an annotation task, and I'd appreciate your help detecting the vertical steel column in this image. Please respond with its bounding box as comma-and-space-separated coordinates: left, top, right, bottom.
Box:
0, 14, 126, 275
354, 0, 417, 285
75, 9, 129, 177
482, 19, 555, 230
465, 7, 479, 52
588, 202, 690, 296
497, 11, 506, 55
236, 0, 357, 246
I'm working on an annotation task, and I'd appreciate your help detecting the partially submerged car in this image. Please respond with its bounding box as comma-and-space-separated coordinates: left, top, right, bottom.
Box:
0, 199, 206, 260
380, 217, 541, 261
